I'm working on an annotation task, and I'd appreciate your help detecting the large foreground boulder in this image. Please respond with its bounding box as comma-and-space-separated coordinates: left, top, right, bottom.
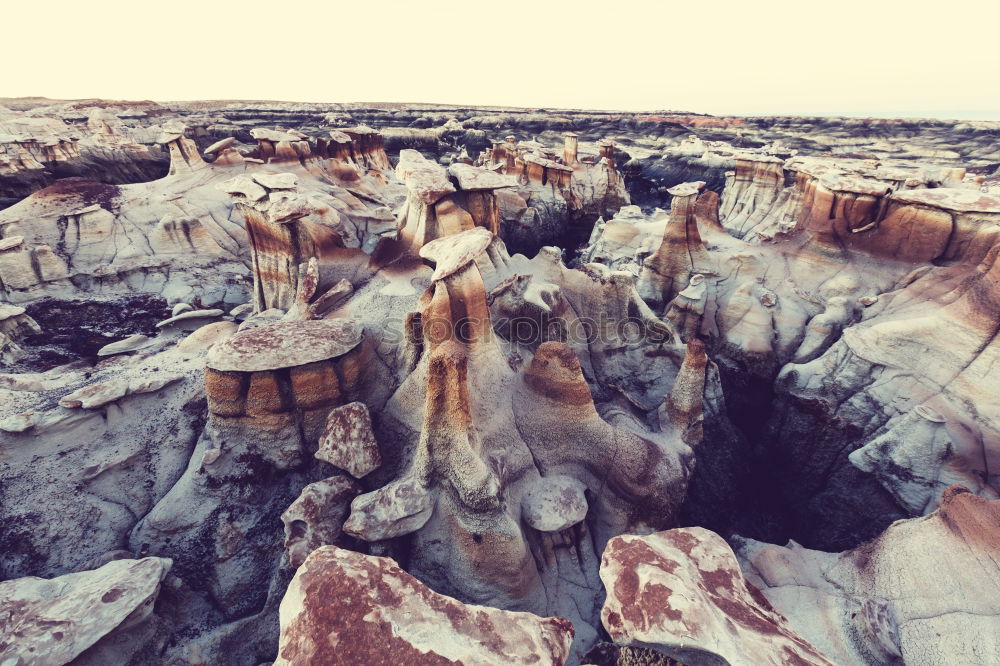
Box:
0, 557, 171, 665
276, 545, 574, 665
599, 528, 833, 665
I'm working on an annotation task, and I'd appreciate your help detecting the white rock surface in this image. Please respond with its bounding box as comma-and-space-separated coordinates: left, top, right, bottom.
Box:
0, 557, 171, 665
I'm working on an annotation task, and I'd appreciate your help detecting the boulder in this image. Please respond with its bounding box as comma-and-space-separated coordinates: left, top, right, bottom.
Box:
276, 546, 574, 665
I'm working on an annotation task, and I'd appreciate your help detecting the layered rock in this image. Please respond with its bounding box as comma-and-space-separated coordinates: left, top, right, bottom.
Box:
0, 106, 173, 207
475, 134, 629, 254
637, 181, 711, 309
1, 121, 403, 308
584, 153, 1000, 551
123, 317, 374, 624
394, 150, 512, 252
0, 116, 80, 176
204, 318, 366, 459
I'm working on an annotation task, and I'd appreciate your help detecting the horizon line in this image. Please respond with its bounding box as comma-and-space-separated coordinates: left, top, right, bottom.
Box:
3, 96, 999, 123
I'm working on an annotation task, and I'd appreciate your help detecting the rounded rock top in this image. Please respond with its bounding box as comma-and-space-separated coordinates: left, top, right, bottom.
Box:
667, 181, 706, 197
207, 318, 363, 372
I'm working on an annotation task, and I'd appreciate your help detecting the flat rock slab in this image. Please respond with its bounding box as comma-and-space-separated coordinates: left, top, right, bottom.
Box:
396, 149, 456, 204
0, 557, 171, 666
448, 163, 515, 190
254, 172, 299, 190
155, 308, 224, 329
60, 379, 129, 409
97, 334, 152, 356
343, 477, 433, 541
666, 181, 706, 197
205, 137, 236, 154
0, 236, 24, 251
419, 227, 493, 281
276, 546, 573, 666
207, 318, 362, 372
893, 188, 1000, 213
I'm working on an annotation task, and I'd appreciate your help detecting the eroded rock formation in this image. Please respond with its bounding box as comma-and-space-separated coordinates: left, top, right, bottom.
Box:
3, 100, 1000, 666
475, 133, 629, 254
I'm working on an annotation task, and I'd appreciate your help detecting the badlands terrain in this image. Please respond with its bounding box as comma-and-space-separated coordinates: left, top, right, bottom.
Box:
1, 97, 999, 665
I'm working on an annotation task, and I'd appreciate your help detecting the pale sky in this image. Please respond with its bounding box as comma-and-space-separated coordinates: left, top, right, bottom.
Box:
6, 0, 1000, 119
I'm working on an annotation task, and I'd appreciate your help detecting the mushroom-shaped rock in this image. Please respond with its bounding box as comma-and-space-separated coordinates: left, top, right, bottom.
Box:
276, 546, 574, 666
600, 528, 833, 666
0, 557, 172, 666
316, 401, 382, 478
207, 318, 362, 372
203, 318, 364, 455
342, 476, 433, 541
638, 180, 711, 308
155, 119, 186, 144
521, 475, 588, 532
419, 226, 494, 281
396, 149, 456, 204
156, 120, 206, 174
661, 338, 708, 446
281, 476, 362, 569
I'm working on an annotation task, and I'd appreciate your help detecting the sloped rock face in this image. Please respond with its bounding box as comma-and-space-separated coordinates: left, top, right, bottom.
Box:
737, 487, 1000, 665
276, 545, 574, 666
0, 557, 172, 666
599, 528, 832, 665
